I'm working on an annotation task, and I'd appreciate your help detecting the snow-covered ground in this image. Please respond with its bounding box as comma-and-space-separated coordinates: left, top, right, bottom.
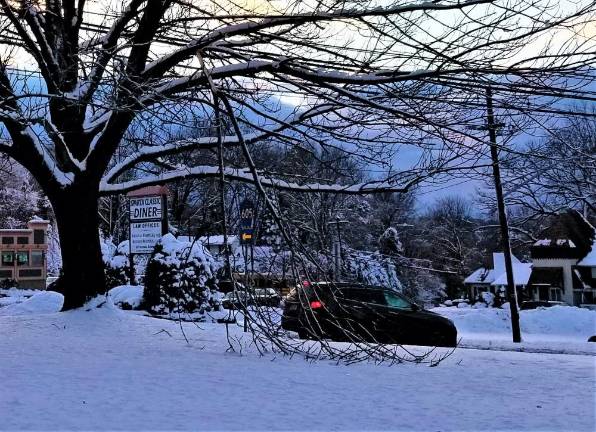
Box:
0, 291, 595, 430
432, 305, 596, 355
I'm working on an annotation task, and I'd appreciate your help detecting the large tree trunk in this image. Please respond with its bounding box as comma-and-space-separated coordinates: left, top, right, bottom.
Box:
50, 183, 106, 311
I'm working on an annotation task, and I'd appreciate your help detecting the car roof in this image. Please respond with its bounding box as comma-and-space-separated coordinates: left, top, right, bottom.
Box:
309, 282, 385, 290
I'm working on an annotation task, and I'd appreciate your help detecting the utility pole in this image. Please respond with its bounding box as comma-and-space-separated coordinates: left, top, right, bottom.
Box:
485, 87, 522, 343
328, 217, 348, 282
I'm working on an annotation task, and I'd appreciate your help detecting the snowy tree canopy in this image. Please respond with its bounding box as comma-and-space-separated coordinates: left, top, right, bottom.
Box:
0, 0, 594, 309
0, 0, 594, 196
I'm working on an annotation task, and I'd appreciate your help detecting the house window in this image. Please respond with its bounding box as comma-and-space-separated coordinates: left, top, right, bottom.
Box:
1, 251, 14, 266
2, 236, 14, 245
16, 251, 29, 266
19, 269, 42, 278
550, 288, 562, 302
17, 236, 29, 245
31, 251, 44, 267
583, 291, 595, 304
33, 230, 45, 244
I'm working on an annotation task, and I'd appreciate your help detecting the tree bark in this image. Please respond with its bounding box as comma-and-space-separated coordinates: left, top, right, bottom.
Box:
50, 184, 106, 311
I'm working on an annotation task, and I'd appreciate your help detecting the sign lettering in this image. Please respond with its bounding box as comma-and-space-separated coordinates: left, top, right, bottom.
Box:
239, 199, 256, 244
130, 221, 162, 254
130, 196, 163, 222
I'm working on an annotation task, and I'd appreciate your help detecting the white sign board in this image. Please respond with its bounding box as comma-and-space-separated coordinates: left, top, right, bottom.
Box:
130, 196, 163, 221
130, 221, 162, 254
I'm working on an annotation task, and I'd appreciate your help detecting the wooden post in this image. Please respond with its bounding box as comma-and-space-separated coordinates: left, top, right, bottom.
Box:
486, 87, 522, 343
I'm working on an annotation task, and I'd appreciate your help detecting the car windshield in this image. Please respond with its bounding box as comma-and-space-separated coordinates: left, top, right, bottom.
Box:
383, 291, 413, 310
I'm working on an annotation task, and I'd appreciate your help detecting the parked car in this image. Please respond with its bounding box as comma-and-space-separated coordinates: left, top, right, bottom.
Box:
281, 282, 457, 347
253, 288, 281, 307
221, 291, 252, 309
222, 288, 281, 309
46, 276, 59, 288
520, 300, 569, 310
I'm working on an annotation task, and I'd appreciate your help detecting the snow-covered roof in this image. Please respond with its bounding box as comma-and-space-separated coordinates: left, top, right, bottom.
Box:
533, 239, 576, 248
491, 262, 532, 286
465, 253, 532, 286
577, 239, 596, 267
464, 268, 495, 284
28, 217, 50, 224
176, 235, 239, 246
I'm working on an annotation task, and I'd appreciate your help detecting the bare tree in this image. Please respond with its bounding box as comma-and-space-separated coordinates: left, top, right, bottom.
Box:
412, 196, 483, 298
502, 111, 596, 223
0, 0, 595, 309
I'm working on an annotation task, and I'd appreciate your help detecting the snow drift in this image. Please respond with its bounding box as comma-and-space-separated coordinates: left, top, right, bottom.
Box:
0, 291, 64, 315
433, 305, 596, 341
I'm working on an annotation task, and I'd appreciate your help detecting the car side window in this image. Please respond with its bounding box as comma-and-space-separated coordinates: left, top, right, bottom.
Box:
383, 291, 412, 310
340, 289, 384, 305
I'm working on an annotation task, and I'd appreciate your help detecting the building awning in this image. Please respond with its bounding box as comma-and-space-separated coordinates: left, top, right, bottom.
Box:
528, 268, 564, 288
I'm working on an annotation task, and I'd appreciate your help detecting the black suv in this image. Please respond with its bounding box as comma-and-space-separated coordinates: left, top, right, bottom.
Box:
520, 300, 568, 310
282, 282, 457, 347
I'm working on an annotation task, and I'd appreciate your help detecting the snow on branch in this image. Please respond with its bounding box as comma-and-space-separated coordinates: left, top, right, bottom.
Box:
99, 165, 418, 196
103, 134, 254, 183
145, 60, 279, 99
141, 0, 493, 79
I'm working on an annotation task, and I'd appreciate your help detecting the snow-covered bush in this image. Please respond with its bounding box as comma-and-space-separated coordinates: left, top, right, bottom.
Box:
480, 291, 495, 307
344, 250, 402, 291
378, 227, 403, 256
101, 236, 129, 289
0, 278, 18, 289
107, 285, 144, 310
142, 234, 218, 315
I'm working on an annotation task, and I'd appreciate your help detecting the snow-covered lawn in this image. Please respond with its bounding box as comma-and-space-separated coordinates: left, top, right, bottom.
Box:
1, 296, 595, 431
432, 305, 596, 355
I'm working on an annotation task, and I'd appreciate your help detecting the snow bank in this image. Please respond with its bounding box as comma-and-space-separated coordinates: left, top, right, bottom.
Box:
521, 306, 596, 337
0, 291, 63, 315
107, 285, 144, 309
0, 288, 39, 307
433, 306, 596, 341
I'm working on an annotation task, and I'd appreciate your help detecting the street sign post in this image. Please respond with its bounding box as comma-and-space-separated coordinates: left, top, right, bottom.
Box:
129, 196, 163, 221
239, 199, 256, 245
127, 186, 169, 282
130, 221, 162, 254
239, 198, 257, 333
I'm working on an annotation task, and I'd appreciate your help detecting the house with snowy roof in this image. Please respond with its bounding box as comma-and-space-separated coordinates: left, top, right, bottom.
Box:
464, 252, 532, 302
177, 235, 241, 257
527, 211, 596, 307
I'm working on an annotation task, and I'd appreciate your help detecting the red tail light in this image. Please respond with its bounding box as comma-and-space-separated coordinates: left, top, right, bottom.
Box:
310, 300, 324, 309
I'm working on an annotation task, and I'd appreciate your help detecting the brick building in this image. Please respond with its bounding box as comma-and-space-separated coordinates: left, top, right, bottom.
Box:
0, 219, 50, 289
